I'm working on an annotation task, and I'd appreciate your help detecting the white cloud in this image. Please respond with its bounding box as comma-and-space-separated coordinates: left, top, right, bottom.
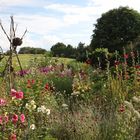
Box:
1, 0, 140, 51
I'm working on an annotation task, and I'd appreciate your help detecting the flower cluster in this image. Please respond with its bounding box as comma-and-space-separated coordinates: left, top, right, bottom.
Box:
25, 100, 36, 111
37, 105, 50, 115
0, 113, 25, 125
10, 89, 24, 99
0, 98, 6, 106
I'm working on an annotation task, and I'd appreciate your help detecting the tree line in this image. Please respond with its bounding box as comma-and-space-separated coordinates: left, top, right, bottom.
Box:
5, 6, 140, 67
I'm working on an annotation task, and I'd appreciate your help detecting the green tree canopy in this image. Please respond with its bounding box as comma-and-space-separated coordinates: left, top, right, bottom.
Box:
18, 47, 46, 54
90, 7, 140, 53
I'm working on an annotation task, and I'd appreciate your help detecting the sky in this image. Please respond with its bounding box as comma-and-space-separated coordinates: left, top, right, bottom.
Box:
0, 0, 140, 52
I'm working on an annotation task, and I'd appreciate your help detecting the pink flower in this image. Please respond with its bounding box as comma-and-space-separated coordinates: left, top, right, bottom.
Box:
20, 114, 25, 123
0, 115, 3, 124
124, 54, 129, 59
0, 98, 6, 106
16, 91, 24, 99
10, 133, 17, 140
10, 89, 24, 99
4, 115, 9, 123
12, 114, 18, 124
11, 89, 17, 97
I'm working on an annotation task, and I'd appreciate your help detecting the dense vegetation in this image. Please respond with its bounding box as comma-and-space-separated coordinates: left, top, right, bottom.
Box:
0, 6, 140, 140
18, 47, 47, 54
90, 7, 140, 53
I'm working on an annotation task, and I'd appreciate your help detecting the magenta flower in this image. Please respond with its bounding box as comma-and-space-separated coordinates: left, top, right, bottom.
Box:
16, 91, 24, 99
123, 54, 129, 59
0, 115, 2, 124
11, 89, 17, 97
10, 133, 17, 140
0, 98, 6, 106
10, 89, 24, 99
20, 114, 25, 123
4, 115, 9, 123
12, 114, 18, 124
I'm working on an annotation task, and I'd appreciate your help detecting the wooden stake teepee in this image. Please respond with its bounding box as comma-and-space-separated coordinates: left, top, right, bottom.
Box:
0, 16, 27, 89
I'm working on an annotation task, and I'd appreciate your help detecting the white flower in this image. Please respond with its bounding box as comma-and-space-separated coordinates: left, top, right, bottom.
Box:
132, 96, 140, 103
37, 105, 47, 113
71, 91, 80, 95
124, 101, 134, 111
46, 109, 50, 115
30, 124, 36, 130
25, 101, 36, 111
62, 103, 68, 107
25, 103, 29, 109
133, 110, 140, 119
30, 100, 35, 105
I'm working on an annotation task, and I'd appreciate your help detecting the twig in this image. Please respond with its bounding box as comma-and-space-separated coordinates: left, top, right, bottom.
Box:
21, 29, 27, 40
0, 22, 11, 42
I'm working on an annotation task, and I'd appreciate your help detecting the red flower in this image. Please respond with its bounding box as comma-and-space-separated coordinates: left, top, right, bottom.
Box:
11, 89, 17, 97
0, 98, 6, 106
135, 65, 140, 69
45, 83, 50, 90
10, 89, 24, 99
86, 59, 91, 64
4, 115, 9, 123
119, 105, 125, 112
114, 60, 120, 66
130, 51, 135, 57
124, 54, 129, 59
16, 91, 24, 99
0, 116, 2, 124
10, 133, 17, 140
12, 114, 18, 124
20, 114, 25, 123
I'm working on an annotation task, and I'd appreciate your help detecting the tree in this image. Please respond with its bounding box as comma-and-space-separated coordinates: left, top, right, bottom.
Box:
76, 42, 88, 62
90, 7, 140, 53
51, 42, 66, 57
18, 47, 46, 54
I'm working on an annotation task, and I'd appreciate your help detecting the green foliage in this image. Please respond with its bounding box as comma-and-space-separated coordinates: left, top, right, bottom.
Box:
51, 42, 76, 58
90, 6, 140, 53
89, 48, 109, 69
18, 47, 47, 54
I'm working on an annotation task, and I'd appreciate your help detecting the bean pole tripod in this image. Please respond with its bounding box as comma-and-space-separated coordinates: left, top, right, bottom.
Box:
0, 16, 27, 89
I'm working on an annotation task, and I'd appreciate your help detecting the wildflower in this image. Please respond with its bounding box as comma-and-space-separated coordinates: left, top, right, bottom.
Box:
0, 98, 6, 106
124, 101, 134, 111
4, 115, 9, 123
37, 105, 47, 113
0, 115, 2, 124
30, 124, 36, 130
62, 103, 68, 109
20, 114, 25, 123
133, 110, 140, 119
10, 89, 24, 99
45, 83, 50, 90
25, 100, 36, 111
10, 133, 17, 140
124, 54, 129, 59
135, 65, 140, 69
71, 91, 80, 95
46, 109, 51, 115
16, 91, 24, 99
30, 100, 35, 105
27, 79, 35, 88
12, 114, 18, 124
130, 51, 135, 57
114, 60, 120, 66
86, 59, 91, 64
11, 89, 17, 97
132, 96, 140, 103
119, 105, 125, 112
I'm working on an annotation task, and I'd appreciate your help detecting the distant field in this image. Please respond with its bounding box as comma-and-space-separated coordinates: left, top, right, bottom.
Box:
0, 54, 75, 71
